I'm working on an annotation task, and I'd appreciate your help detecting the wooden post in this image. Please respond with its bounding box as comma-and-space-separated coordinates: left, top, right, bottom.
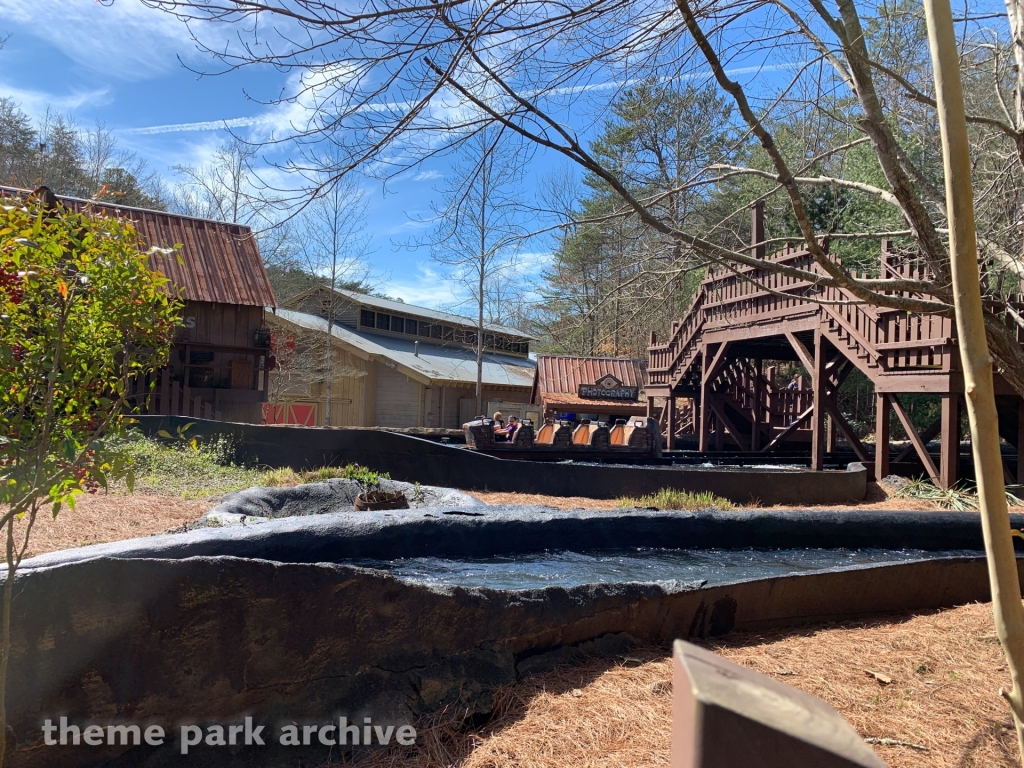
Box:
751, 358, 762, 451
160, 368, 170, 415
646, 396, 654, 418
811, 329, 827, 471
751, 200, 765, 260
1018, 398, 1024, 486
699, 350, 711, 452
715, 408, 724, 451
825, 415, 836, 453
875, 393, 890, 480
666, 396, 677, 451
940, 394, 960, 490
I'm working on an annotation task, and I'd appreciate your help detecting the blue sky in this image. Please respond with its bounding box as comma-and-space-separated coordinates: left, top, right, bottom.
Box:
0, 0, 804, 313
0, 0, 534, 309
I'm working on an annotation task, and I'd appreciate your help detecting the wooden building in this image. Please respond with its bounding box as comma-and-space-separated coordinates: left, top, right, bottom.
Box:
265, 288, 536, 428
1, 186, 278, 423
647, 204, 1024, 488
531, 355, 648, 423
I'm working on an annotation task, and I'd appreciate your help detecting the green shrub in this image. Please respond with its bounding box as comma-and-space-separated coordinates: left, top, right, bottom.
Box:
115, 430, 264, 499
615, 488, 735, 511
113, 434, 391, 498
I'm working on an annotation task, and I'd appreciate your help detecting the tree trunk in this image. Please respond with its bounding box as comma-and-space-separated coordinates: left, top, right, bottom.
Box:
476, 261, 485, 420
925, 0, 1024, 760
0, 517, 15, 767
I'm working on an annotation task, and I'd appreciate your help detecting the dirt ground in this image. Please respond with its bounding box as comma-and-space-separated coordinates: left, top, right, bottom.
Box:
351, 602, 1017, 768
15, 492, 211, 560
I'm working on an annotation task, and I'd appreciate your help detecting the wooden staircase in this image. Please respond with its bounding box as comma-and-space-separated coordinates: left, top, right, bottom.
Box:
646, 228, 1002, 486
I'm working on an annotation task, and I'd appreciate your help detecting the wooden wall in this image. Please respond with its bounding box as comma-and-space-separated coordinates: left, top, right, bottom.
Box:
181, 301, 265, 347
373, 363, 422, 427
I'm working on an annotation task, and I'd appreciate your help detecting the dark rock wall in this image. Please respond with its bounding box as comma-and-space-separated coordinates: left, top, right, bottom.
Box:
133, 416, 866, 505
8, 507, 1024, 767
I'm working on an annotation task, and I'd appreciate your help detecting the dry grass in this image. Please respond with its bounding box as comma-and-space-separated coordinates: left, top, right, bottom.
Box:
14, 493, 212, 559
473, 482, 1024, 513
347, 603, 1017, 768
468, 492, 620, 509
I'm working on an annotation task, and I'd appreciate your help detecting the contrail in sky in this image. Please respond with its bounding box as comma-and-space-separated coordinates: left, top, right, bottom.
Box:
120, 61, 812, 136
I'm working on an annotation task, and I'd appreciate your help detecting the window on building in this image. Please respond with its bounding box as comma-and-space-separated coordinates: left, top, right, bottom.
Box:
391, 316, 406, 333
464, 329, 478, 345
404, 318, 418, 335
442, 325, 454, 341
360, 309, 375, 327
418, 321, 431, 337
484, 333, 495, 349
430, 324, 442, 339
376, 313, 390, 331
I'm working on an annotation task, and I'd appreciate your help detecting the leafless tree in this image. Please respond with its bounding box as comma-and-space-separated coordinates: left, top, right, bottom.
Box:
133, 0, 1024, 389
418, 125, 527, 417
293, 158, 371, 425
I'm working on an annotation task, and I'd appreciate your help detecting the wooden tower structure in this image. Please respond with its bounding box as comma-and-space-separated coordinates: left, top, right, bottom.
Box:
646, 204, 1024, 488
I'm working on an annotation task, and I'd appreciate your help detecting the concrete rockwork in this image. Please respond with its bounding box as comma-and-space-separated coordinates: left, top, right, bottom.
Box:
7, 507, 1023, 768
196, 478, 482, 527
134, 416, 867, 505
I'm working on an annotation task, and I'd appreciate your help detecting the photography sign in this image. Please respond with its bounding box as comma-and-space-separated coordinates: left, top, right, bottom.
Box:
577, 374, 639, 401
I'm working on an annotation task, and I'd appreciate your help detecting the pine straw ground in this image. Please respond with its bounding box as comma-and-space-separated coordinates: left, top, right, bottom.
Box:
13, 493, 209, 560
346, 603, 1018, 768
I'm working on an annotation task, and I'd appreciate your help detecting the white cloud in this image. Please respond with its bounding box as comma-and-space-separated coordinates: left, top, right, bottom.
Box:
382, 264, 467, 309
0, 0, 224, 79
0, 80, 110, 117
413, 170, 444, 181
121, 114, 274, 136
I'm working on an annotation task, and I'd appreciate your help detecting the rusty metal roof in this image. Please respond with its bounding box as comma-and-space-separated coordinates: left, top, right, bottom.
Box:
0, 186, 276, 308
532, 355, 648, 408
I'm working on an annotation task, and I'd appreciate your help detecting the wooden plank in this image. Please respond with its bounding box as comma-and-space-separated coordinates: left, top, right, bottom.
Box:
889, 394, 941, 484
875, 338, 951, 351
760, 406, 813, 452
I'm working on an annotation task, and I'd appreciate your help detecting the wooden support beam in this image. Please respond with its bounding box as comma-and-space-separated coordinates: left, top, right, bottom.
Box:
821, 397, 872, 464
875, 393, 890, 479
751, 358, 763, 451
811, 328, 827, 471
646, 397, 654, 418
666, 396, 677, 451
894, 417, 941, 463
160, 368, 170, 415
890, 394, 941, 485
702, 342, 731, 386
708, 397, 751, 452
761, 406, 813, 452
825, 415, 836, 453
699, 351, 711, 452
785, 332, 815, 374
939, 394, 960, 490
1018, 399, 1024, 486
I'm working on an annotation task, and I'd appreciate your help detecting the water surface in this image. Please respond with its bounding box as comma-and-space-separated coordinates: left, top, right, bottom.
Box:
352, 547, 982, 591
